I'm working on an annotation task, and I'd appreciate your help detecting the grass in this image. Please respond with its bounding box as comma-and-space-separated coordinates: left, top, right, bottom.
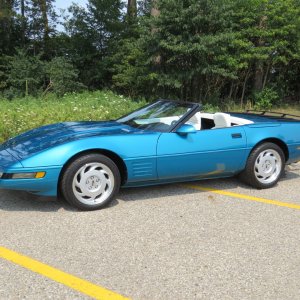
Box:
270, 105, 300, 116
0, 91, 146, 143
1, 91, 300, 144
203, 101, 300, 115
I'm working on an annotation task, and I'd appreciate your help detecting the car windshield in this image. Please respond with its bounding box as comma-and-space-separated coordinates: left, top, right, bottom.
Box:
117, 100, 195, 132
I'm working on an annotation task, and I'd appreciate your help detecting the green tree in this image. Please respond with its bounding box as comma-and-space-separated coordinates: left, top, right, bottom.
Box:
7, 49, 44, 96
26, 0, 57, 56
0, 55, 9, 91
64, 0, 124, 88
0, 0, 19, 54
110, 34, 152, 97
45, 57, 85, 96
136, 0, 300, 104
1, 0, 299, 103
143, 0, 240, 102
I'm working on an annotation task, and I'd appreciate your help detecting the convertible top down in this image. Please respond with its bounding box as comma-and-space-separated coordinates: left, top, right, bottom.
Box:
1, 100, 300, 210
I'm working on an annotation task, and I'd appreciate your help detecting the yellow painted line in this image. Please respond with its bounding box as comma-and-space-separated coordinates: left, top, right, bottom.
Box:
182, 184, 300, 210
0, 246, 129, 300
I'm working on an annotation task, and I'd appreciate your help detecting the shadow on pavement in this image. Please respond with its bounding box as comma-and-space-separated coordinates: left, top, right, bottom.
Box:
0, 190, 77, 212
118, 183, 200, 202
1, 167, 299, 211
118, 167, 300, 202
282, 165, 300, 181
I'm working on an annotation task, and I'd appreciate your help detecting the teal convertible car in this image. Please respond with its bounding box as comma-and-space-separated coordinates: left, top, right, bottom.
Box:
1, 100, 300, 210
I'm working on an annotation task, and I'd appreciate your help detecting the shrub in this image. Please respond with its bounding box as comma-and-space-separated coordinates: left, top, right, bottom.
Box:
253, 88, 280, 110
7, 49, 45, 97
45, 57, 85, 97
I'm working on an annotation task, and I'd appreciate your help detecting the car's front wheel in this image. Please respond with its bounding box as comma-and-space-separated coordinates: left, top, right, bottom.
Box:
60, 154, 120, 210
240, 142, 285, 189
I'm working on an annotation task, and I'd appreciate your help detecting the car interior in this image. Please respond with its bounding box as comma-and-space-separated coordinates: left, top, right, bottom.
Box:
185, 112, 253, 130
133, 111, 253, 132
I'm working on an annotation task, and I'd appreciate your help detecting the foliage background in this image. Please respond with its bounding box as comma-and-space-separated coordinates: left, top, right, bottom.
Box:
0, 0, 299, 108
0, 91, 146, 143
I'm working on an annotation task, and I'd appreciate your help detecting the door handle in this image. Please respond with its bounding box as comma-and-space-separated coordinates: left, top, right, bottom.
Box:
231, 133, 242, 139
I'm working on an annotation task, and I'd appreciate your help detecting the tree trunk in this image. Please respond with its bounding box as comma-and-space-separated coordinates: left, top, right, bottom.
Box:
37, 0, 50, 51
254, 15, 267, 92
241, 68, 251, 107
228, 81, 234, 99
151, 0, 161, 65
254, 61, 264, 91
21, 0, 25, 46
151, 0, 160, 17
262, 61, 271, 90
127, 0, 137, 18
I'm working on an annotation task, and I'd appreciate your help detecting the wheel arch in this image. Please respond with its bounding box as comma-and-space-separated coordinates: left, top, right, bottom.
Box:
58, 149, 128, 190
252, 138, 289, 161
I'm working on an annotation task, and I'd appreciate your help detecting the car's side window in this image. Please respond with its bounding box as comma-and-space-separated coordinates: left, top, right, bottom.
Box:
201, 118, 215, 130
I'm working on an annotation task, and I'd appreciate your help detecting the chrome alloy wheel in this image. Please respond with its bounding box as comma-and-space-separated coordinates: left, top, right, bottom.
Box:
72, 162, 115, 205
254, 149, 282, 184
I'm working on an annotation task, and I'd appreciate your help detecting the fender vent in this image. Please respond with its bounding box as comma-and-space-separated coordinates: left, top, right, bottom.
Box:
132, 161, 155, 178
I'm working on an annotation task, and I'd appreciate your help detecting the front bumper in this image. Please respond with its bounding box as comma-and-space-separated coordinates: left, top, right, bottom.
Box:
0, 149, 61, 196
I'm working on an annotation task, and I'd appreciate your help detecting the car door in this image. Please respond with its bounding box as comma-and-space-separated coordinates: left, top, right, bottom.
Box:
157, 126, 248, 180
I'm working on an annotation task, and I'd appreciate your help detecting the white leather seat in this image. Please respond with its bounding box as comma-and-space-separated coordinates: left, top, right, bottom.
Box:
186, 112, 201, 130
213, 113, 231, 129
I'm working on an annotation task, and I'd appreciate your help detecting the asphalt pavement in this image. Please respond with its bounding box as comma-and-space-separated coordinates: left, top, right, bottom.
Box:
1, 164, 300, 299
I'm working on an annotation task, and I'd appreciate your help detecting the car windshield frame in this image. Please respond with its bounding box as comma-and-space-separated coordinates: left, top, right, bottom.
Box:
116, 100, 200, 133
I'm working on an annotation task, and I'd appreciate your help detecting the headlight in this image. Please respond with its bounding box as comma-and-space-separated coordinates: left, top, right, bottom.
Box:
11, 172, 46, 179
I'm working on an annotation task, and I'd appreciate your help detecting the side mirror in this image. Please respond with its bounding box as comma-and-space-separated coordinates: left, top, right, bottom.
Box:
176, 124, 197, 135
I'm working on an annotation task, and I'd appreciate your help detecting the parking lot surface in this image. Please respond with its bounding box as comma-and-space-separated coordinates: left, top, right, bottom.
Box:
1, 164, 300, 299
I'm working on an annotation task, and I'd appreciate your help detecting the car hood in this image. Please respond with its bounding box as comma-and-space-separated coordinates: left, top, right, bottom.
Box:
0, 121, 140, 159
0, 149, 23, 170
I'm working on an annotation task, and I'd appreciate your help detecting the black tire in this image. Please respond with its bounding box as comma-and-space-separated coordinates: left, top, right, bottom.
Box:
239, 142, 285, 189
60, 154, 121, 210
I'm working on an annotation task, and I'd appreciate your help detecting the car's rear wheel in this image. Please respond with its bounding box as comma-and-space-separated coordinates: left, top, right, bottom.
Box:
60, 154, 120, 210
239, 142, 285, 189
